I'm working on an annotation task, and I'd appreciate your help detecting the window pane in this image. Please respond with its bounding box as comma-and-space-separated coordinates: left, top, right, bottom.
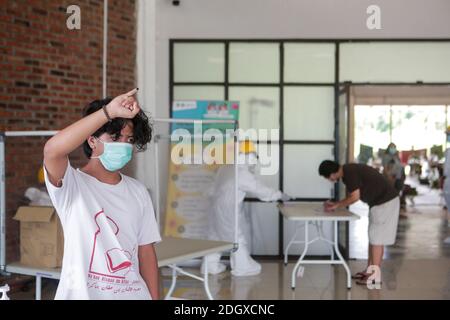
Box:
340, 42, 450, 82
247, 202, 279, 255
229, 43, 279, 83
284, 43, 335, 83
284, 87, 334, 140
283, 144, 334, 198
173, 86, 224, 100
174, 43, 225, 82
229, 86, 279, 131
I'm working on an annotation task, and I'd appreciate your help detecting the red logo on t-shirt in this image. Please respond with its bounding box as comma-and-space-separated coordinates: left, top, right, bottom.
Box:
88, 210, 132, 279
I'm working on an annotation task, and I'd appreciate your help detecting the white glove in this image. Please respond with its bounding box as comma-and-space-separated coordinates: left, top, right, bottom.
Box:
281, 193, 292, 202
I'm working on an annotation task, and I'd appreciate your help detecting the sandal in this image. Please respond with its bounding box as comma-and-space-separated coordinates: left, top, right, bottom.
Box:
351, 271, 369, 280
355, 274, 382, 286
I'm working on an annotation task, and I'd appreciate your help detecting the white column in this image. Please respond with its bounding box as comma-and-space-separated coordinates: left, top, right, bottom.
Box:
135, 0, 158, 194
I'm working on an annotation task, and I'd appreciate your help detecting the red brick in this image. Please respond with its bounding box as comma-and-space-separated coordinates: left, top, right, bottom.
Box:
1, 0, 136, 261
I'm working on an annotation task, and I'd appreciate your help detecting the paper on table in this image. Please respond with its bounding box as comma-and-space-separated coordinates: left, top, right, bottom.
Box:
316, 207, 335, 215
315, 207, 340, 214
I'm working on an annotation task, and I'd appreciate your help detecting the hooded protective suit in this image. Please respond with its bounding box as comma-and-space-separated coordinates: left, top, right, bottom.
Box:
201, 151, 288, 276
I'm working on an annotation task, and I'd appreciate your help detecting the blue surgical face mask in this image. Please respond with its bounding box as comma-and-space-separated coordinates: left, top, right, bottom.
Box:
388, 147, 397, 155
91, 138, 133, 172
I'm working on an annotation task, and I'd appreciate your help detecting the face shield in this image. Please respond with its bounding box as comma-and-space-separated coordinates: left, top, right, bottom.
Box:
238, 152, 259, 173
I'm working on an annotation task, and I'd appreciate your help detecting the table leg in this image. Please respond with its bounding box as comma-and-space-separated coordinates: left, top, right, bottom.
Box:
318, 221, 334, 260
291, 221, 309, 290
334, 221, 352, 289
165, 265, 178, 299
35, 275, 41, 300
203, 258, 213, 300
284, 221, 303, 265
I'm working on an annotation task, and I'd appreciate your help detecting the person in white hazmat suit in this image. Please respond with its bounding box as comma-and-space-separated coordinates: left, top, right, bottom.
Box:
443, 128, 450, 245
201, 141, 292, 276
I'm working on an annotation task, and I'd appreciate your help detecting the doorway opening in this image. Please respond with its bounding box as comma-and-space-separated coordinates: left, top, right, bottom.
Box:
346, 85, 450, 259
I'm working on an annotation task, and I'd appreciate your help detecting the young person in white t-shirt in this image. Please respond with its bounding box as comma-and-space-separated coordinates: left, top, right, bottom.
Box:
43, 88, 161, 300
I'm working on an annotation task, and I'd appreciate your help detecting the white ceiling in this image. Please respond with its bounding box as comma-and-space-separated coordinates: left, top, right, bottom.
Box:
352, 85, 450, 98
351, 85, 450, 105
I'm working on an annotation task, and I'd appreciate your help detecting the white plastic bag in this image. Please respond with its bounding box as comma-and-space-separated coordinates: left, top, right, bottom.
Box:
24, 187, 52, 206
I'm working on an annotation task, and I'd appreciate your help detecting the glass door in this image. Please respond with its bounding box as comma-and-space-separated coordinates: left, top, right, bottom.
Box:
337, 84, 350, 259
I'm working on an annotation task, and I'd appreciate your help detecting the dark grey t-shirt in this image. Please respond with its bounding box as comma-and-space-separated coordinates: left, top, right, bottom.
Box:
342, 163, 398, 208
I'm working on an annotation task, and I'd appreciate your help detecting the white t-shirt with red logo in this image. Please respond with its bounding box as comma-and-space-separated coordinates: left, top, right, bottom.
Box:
44, 162, 161, 300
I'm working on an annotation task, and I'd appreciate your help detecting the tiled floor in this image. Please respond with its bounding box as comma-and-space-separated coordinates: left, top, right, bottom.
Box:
160, 178, 450, 300
160, 257, 450, 300
6, 178, 450, 300
349, 201, 450, 260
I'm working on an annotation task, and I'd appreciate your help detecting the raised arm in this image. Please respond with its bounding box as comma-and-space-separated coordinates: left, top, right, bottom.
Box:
43, 88, 140, 187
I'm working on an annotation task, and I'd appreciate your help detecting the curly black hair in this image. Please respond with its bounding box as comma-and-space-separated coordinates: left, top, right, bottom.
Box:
82, 98, 152, 158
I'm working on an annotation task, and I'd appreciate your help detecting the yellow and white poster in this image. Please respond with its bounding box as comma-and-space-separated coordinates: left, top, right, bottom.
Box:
163, 101, 239, 239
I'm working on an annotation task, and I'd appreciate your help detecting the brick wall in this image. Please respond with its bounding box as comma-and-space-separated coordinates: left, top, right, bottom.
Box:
0, 0, 136, 263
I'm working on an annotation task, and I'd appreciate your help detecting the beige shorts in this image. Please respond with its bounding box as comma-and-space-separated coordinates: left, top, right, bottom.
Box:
369, 197, 400, 245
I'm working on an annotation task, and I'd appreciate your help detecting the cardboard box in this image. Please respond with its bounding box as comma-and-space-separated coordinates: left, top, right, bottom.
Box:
13, 206, 64, 268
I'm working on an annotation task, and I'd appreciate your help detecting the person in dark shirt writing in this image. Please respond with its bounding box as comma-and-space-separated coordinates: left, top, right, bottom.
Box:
319, 160, 400, 286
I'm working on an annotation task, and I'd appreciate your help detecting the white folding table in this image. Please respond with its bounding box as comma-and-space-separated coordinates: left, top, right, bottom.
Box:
5, 236, 233, 300
155, 236, 233, 300
278, 202, 359, 290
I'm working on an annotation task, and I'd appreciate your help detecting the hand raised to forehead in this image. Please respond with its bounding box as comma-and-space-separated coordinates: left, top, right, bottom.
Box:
106, 88, 141, 119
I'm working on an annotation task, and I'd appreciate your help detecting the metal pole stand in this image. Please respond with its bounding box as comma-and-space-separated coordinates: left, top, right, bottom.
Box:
0, 284, 10, 300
